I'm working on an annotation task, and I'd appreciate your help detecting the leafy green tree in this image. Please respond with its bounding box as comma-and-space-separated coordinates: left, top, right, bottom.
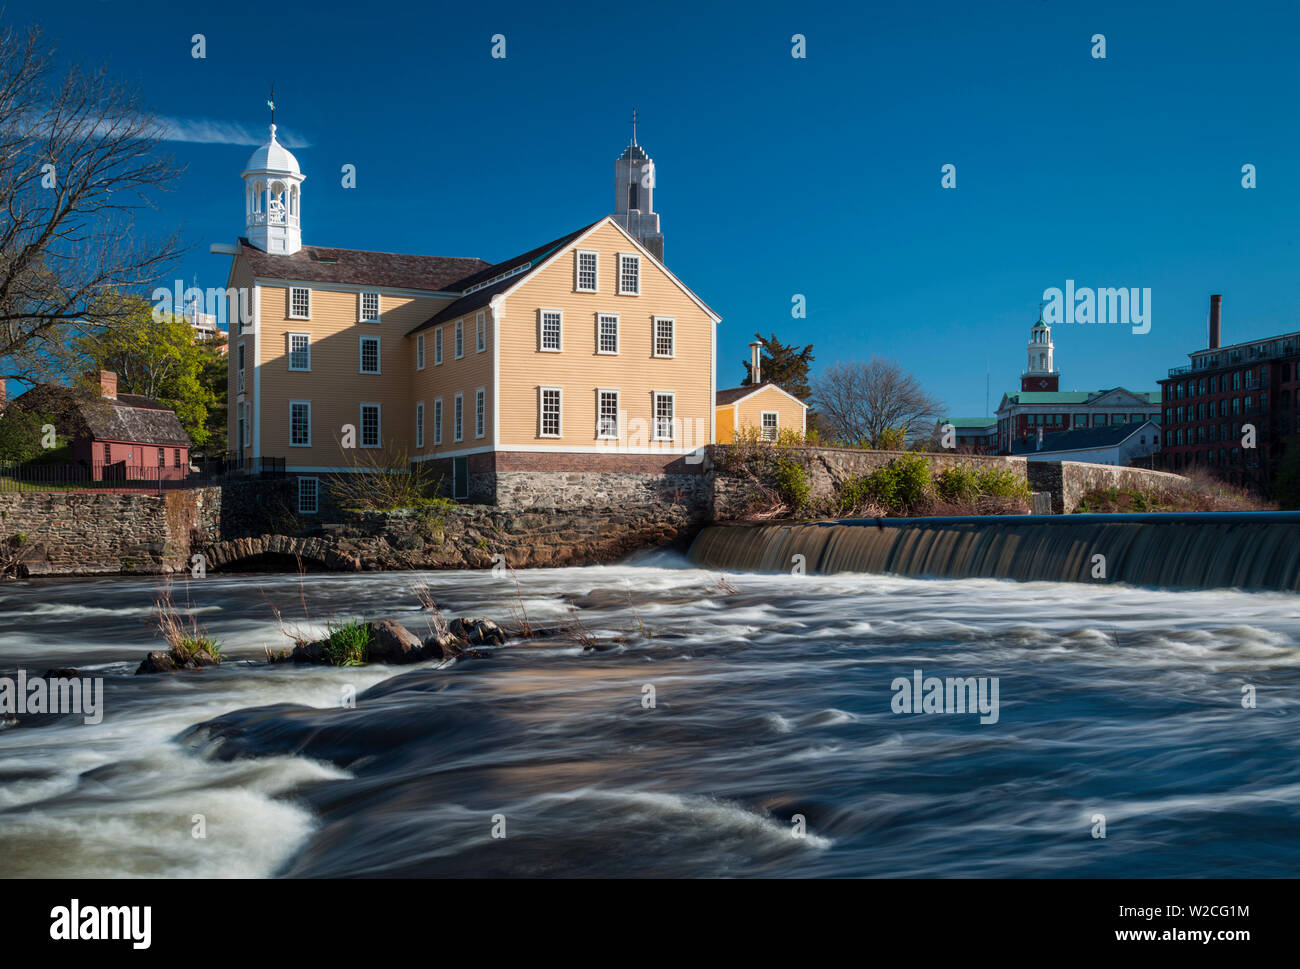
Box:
196, 339, 228, 454
741, 333, 814, 400
74, 293, 217, 448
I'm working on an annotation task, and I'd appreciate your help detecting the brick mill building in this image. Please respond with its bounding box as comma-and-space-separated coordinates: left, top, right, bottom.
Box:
1158, 294, 1300, 488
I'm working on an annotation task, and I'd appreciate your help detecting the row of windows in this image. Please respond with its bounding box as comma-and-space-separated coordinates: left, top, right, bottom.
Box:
415, 314, 487, 369
284, 333, 387, 374
1167, 423, 1248, 445
288, 394, 488, 449
537, 388, 677, 441
1165, 396, 1269, 423
536, 311, 674, 356
1167, 368, 1269, 399
573, 250, 642, 296
1019, 412, 1158, 427
96, 445, 183, 467
285, 287, 381, 323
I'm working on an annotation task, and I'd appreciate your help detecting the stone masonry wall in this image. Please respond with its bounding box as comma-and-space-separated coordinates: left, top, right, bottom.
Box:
1027, 460, 1195, 514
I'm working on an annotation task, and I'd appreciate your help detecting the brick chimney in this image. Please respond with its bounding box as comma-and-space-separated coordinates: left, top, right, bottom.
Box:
0, 378, 6, 411
750, 341, 762, 384
1209, 294, 1222, 350
97, 370, 117, 400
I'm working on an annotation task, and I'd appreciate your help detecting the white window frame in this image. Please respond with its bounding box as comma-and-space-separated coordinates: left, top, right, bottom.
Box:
539, 386, 562, 438
761, 410, 779, 441
360, 403, 381, 449
597, 388, 620, 440
289, 287, 311, 320
359, 335, 381, 374
434, 328, 444, 365
236, 342, 246, 393
288, 332, 310, 372
475, 386, 486, 439
618, 253, 640, 296
433, 397, 443, 446
539, 308, 563, 352
454, 319, 465, 359
359, 290, 381, 323
297, 477, 319, 515
416, 333, 425, 370
476, 311, 486, 353
596, 313, 619, 355
289, 400, 312, 447
453, 392, 464, 442
653, 391, 675, 442
575, 249, 599, 293
653, 316, 675, 358
415, 401, 425, 449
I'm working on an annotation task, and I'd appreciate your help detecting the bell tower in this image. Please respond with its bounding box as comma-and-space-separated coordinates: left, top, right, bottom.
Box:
613, 109, 664, 262
243, 123, 304, 255
1021, 308, 1060, 392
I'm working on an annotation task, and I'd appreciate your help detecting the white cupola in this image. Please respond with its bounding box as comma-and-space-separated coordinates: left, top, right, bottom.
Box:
243, 124, 304, 255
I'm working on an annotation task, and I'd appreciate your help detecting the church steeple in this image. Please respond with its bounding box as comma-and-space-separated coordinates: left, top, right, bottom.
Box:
1021, 305, 1060, 392
243, 121, 304, 255
613, 109, 664, 262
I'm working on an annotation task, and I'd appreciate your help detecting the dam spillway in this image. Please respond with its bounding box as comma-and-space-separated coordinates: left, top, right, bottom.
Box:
687, 513, 1300, 592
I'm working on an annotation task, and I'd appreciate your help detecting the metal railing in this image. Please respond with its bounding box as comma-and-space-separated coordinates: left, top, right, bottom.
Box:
0, 455, 286, 493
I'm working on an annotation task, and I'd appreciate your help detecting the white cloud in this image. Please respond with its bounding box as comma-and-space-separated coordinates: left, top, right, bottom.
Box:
156, 117, 310, 148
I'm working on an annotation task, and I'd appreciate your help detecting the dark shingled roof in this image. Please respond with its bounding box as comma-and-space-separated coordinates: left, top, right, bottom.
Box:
716, 381, 789, 406
77, 396, 192, 448
1012, 421, 1155, 456
406, 221, 604, 336
239, 239, 491, 292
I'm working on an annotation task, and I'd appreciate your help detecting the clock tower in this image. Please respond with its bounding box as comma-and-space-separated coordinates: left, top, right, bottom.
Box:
1021, 309, 1060, 392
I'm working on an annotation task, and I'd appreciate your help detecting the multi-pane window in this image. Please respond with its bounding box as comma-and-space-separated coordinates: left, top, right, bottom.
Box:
475, 388, 486, 438
540, 388, 561, 437
598, 314, 619, 354
290, 400, 311, 446
434, 329, 443, 365
653, 316, 675, 357
476, 312, 486, 352
454, 319, 464, 358
416, 402, 425, 449
597, 390, 619, 439
158, 447, 165, 467
237, 343, 245, 392
453, 393, 464, 442
761, 411, 778, 441
653, 391, 674, 441
360, 291, 380, 322
289, 287, 310, 319
576, 250, 598, 292
540, 310, 562, 351
618, 254, 640, 295
298, 477, 318, 514
433, 398, 443, 445
360, 336, 380, 374
289, 333, 310, 371
416, 334, 425, 370
360, 403, 380, 448
174, 448, 181, 468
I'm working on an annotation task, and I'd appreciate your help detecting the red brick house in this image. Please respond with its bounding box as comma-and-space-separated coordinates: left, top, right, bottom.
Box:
3, 372, 192, 480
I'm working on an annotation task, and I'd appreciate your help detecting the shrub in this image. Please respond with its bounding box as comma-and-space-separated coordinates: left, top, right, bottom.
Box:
865, 453, 932, 514
773, 455, 811, 512
836, 473, 874, 514
325, 619, 372, 666
936, 465, 980, 503
974, 467, 1031, 500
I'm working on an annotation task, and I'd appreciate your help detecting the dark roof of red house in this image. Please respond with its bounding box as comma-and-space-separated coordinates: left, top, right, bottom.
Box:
238, 239, 491, 292
10, 384, 191, 448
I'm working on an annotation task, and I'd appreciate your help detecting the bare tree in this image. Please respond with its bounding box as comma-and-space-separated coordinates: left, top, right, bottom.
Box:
811, 357, 944, 448
0, 22, 184, 383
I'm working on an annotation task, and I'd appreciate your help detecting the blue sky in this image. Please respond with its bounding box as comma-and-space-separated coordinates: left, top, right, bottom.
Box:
11, 0, 1300, 416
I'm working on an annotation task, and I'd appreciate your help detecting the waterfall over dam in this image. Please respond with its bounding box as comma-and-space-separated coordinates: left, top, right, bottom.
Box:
688, 513, 1300, 592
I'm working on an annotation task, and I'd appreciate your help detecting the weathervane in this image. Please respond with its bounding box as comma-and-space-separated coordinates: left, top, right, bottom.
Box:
630, 107, 638, 146
267, 84, 276, 126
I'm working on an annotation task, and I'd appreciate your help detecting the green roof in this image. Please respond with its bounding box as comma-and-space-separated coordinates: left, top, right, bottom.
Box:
940, 417, 996, 428
1004, 390, 1160, 405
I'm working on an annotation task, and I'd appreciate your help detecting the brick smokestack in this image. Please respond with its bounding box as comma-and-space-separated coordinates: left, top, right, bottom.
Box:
0, 378, 6, 411
97, 370, 117, 400
750, 341, 762, 384
1209, 294, 1221, 350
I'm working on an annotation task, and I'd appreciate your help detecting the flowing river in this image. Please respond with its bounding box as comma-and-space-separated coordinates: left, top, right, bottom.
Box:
1, 553, 1298, 877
